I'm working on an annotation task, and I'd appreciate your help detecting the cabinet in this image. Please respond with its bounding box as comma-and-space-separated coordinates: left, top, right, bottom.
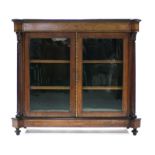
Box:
12, 19, 141, 135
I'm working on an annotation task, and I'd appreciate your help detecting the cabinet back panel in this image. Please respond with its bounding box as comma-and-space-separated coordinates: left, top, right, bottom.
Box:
83, 64, 123, 86
83, 90, 122, 112
30, 64, 70, 86
30, 90, 70, 111
83, 39, 123, 60
30, 38, 70, 60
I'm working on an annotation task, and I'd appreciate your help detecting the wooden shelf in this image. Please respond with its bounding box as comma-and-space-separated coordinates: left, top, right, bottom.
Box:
30, 86, 70, 90
83, 86, 123, 90
30, 60, 70, 64
31, 86, 122, 90
83, 60, 123, 64
30, 60, 122, 64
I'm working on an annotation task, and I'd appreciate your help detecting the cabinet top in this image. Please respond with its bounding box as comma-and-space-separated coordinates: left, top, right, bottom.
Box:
12, 19, 141, 32
12, 19, 141, 22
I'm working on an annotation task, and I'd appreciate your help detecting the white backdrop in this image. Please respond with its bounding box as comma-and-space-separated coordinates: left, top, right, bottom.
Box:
0, 0, 155, 154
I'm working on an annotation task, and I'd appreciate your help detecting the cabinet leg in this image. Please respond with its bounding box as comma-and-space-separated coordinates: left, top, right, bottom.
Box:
132, 128, 138, 136
15, 128, 21, 135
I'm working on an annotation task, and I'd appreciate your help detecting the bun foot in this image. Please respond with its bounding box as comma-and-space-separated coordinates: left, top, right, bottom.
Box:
15, 128, 21, 135
132, 128, 138, 136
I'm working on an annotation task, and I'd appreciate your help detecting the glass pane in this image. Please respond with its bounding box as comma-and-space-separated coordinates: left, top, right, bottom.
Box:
30, 64, 70, 86
83, 64, 123, 86
30, 38, 70, 60
30, 90, 69, 111
83, 39, 123, 60
83, 90, 122, 111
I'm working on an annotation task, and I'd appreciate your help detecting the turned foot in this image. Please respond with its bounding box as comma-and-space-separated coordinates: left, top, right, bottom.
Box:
132, 128, 138, 136
15, 128, 21, 135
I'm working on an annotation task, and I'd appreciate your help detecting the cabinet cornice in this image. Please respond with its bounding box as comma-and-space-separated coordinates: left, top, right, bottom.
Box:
13, 19, 140, 32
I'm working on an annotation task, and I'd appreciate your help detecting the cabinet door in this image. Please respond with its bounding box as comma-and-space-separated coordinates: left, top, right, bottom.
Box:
24, 33, 76, 117
77, 33, 129, 117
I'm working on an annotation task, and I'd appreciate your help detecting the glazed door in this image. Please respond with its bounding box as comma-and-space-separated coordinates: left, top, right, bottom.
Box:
77, 33, 129, 117
24, 33, 76, 117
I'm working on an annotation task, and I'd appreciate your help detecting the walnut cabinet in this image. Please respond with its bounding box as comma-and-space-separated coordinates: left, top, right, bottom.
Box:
12, 19, 141, 135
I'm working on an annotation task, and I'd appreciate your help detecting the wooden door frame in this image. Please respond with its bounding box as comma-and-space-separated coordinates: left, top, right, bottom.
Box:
76, 32, 129, 117
24, 32, 76, 117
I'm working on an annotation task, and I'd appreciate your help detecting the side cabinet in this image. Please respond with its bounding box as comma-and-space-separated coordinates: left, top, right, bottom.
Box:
12, 19, 141, 135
